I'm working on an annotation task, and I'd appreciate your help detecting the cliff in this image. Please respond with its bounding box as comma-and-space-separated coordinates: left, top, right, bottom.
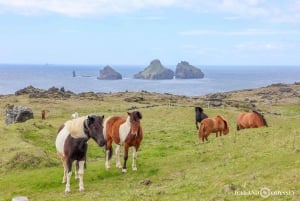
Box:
175, 61, 204, 79
134, 59, 174, 80
98, 65, 122, 80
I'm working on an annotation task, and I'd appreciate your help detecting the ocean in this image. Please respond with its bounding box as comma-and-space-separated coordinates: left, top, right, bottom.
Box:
0, 64, 300, 97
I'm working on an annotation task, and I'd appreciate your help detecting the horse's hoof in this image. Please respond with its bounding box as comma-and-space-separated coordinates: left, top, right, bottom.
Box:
65, 189, 70, 194
79, 187, 84, 192
116, 164, 122, 169
122, 169, 127, 173
132, 167, 137, 171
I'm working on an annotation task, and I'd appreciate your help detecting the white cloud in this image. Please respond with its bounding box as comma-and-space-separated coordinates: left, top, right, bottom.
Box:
0, 0, 300, 23
0, 0, 178, 17
236, 41, 294, 51
179, 29, 300, 36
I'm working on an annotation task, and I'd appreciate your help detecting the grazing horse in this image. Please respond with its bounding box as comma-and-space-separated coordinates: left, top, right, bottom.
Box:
237, 111, 268, 130
195, 107, 208, 129
198, 115, 229, 142
41, 110, 46, 120
104, 111, 143, 173
55, 115, 106, 193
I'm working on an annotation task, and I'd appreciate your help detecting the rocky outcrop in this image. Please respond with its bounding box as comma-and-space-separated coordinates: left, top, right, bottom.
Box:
98, 65, 122, 80
5, 105, 34, 125
134, 59, 174, 80
15, 86, 75, 98
175, 61, 204, 79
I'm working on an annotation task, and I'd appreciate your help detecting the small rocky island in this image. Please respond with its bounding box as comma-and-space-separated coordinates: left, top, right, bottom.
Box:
134, 59, 204, 80
134, 59, 174, 80
98, 65, 122, 80
175, 61, 204, 79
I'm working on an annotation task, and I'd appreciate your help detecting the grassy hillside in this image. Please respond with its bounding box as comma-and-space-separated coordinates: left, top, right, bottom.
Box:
0, 87, 299, 201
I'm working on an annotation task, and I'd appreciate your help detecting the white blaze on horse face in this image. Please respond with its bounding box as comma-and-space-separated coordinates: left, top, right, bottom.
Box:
55, 126, 69, 156
119, 116, 131, 143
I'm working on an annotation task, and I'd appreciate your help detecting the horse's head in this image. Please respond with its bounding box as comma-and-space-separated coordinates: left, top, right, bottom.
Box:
84, 115, 106, 147
253, 111, 268, 127
195, 107, 203, 113
128, 111, 142, 136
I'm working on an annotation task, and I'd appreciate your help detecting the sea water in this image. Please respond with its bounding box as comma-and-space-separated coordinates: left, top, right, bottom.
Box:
0, 64, 299, 96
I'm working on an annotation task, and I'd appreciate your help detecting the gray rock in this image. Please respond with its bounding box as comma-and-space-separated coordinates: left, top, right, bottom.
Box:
12, 196, 29, 201
175, 61, 204, 79
5, 106, 34, 125
134, 59, 174, 80
98, 65, 122, 80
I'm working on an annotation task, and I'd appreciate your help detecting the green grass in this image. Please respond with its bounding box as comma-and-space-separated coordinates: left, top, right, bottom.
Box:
0, 95, 299, 201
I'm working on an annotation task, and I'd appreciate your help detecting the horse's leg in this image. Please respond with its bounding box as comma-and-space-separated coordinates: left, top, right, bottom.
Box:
122, 144, 129, 173
116, 144, 122, 169
75, 160, 79, 179
65, 158, 72, 194
61, 158, 67, 183
205, 134, 209, 141
132, 146, 138, 171
77, 160, 85, 192
105, 139, 112, 170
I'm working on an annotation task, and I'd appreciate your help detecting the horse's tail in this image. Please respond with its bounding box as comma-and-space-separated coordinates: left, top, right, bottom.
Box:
223, 119, 229, 134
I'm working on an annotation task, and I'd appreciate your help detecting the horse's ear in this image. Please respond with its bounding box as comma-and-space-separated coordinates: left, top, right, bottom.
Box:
127, 112, 131, 116
137, 111, 142, 119
88, 115, 95, 124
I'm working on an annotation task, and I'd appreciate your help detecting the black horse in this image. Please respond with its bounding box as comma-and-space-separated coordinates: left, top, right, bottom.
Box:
195, 107, 208, 130
55, 115, 106, 193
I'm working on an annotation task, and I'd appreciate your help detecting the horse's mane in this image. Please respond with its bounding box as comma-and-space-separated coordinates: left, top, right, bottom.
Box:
252, 110, 268, 126
65, 116, 87, 138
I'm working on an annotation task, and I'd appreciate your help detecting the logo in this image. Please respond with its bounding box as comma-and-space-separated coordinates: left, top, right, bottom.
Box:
260, 187, 271, 198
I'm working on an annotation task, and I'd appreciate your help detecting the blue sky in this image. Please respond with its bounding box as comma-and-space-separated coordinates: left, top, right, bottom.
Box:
0, 0, 300, 65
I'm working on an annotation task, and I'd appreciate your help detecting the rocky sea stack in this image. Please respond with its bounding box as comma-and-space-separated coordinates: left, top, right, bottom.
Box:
98, 65, 122, 80
175, 61, 204, 79
134, 59, 174, 80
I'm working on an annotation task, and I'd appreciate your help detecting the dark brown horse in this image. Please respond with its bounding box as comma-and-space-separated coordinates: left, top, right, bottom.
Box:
198, 115, 229, 142
237, 111, 268, 130
55, 115, 106, 193
195, 107, 208, 129
104, 111, 143, 173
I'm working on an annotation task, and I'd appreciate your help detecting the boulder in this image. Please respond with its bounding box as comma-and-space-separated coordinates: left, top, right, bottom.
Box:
12, 196, 29, 201
15, 86, 75, 98
5, 106, 34, 125
98, 65, 122, 80
175, 61, 204, 79
134, 59, 174, 80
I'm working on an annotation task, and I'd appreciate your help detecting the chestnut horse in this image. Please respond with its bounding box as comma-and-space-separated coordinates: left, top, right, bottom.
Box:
55, 115, 106, 193
198, 115, 229, 142
195, 107, 208, 129
41, 110, 46, 120
104, 111, 143, 173
237, 111, 268, 130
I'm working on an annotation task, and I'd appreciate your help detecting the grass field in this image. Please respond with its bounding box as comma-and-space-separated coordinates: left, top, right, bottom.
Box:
0, 92, 299, 201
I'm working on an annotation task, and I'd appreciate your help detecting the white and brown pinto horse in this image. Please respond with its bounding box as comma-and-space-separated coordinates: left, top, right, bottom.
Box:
55, 115, 105, 193
104, 111, 143, 173
198, 115, 229, 142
